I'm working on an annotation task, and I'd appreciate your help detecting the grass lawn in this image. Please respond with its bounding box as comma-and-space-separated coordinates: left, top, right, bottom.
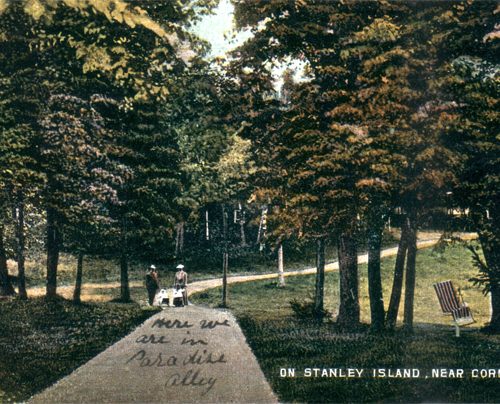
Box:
0, 298, 160, 402
9, 229, 403, 292
191, 241, 500, 403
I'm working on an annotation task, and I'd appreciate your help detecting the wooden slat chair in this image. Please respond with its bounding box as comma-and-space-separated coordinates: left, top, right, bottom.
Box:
433, 280, 475, 337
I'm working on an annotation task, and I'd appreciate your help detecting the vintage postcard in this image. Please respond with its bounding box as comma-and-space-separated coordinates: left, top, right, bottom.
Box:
0, 0, 498, 403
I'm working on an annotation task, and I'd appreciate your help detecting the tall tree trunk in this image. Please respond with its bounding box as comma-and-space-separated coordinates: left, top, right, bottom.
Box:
205, 209, 210, 241
403, 212, 418, 332
337, 231, 360, 328
73, 252, 84, 303
221, 204, 228, 307
15, 201, 27, 300
475, 206, 500, 332
277, 243, 285, 287
314, 238, 325, 318
179, 222, 184, 255
257, 206, 267, 250
240, 220, 247, 247
120, 253, 130, 302
238, 202, 247, 247
0, 223, 16, 296
175, 222, 185, 257
368, 224, 384, 331
46, 207, 61, 298
386, 218, 410, 329
488, 283, 500, 333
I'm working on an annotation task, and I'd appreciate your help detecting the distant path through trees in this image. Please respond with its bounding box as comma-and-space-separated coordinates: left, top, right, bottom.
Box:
27, 234, 477, 302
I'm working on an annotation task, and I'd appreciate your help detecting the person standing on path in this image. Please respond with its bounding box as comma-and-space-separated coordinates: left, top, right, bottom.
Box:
145, 265, 160, 305
174, 264, 188, 305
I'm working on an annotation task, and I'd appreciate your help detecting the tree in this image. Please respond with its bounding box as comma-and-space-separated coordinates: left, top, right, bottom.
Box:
388, 1, 497, 331
0, 220, 15, 296
340, 2, 466, 331
0, 0, 217, 299
230, 0, 395, 328
442, 35, 499, 330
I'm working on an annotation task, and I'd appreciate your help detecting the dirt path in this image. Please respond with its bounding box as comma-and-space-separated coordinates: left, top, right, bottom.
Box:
26, 237, 457, 302
30, 306, 277, 403
188, 238, 442, 295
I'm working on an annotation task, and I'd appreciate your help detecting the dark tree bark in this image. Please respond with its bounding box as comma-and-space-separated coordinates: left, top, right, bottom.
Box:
314, 238, 325, 318
15, 201, 27, 300
367, 224, 385, 331
403, 212, 418, 332
386, 218, 410, 329
73, 252, 84, 303
120, 253, 131, 302
46, 207, 61, 298
0, 223, 16, 296
337, 231, 360, 328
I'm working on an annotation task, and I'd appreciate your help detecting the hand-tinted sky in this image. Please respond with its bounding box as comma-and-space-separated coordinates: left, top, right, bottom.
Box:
192, 0, 252, 58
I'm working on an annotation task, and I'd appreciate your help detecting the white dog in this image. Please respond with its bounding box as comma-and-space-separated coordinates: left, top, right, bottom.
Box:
153, 288, 169, 307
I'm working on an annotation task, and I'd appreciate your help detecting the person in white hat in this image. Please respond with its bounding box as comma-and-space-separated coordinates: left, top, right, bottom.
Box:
174, 264, 188, 305
145, 265, 160, 305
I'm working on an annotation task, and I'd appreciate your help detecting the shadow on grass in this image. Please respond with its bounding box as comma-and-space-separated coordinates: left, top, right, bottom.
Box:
235, 317, 500, 403
0, 297, 159, 402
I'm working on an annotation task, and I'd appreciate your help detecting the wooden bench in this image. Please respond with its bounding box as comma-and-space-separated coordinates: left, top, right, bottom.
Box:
433, 280, 475, 337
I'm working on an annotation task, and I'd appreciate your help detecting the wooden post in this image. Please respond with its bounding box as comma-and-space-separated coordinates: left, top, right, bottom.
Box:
221, 204, 228, 307
222, 251, 228, 307
73, 252, 84, 303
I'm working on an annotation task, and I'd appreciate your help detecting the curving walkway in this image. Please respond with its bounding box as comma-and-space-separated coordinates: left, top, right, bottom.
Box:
26, 238, 447, 301
187, 238, 441, 296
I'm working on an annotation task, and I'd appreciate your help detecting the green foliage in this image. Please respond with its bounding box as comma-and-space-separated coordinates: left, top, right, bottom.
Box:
468, 244, 492, 294
438, 7, 499, 299
289, 297, 331, 320
0, 0, 225, 272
